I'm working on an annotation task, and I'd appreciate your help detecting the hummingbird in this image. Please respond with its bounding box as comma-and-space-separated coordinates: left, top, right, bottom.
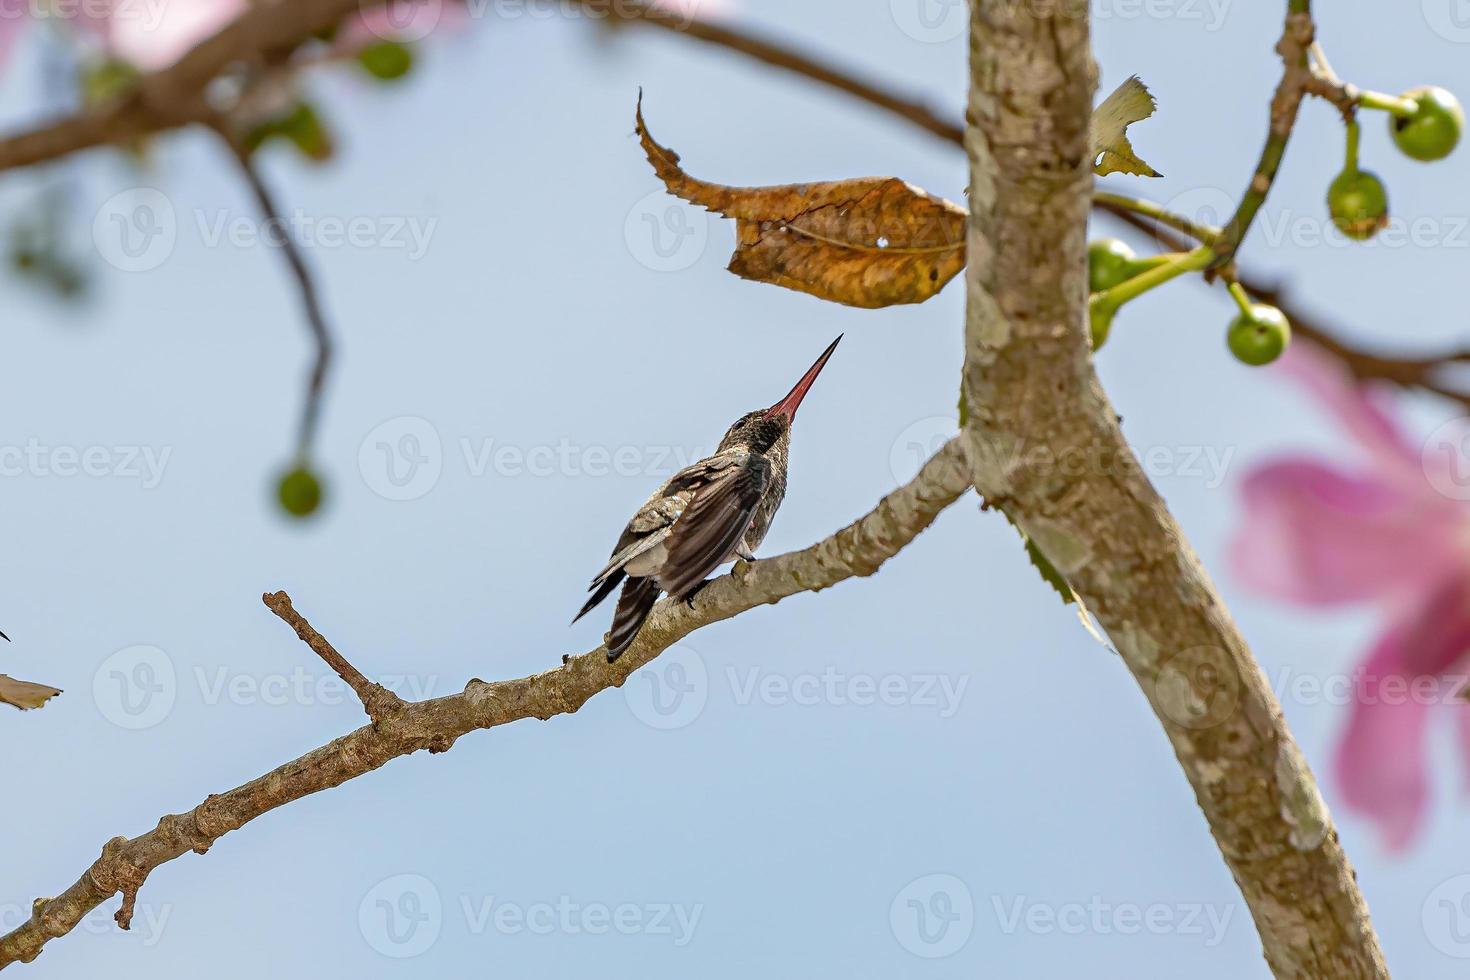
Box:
575, 335, 843, 662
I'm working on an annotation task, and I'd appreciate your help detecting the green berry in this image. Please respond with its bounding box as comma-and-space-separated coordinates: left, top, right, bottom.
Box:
1390, 86, 1463, 162
280, 102, 334, 162
1227, 304, 1291, 367
357, 41, 414, 81
277, 465, 324, 518
1327, 169, 1389, 240
1088, 238, 1137, 293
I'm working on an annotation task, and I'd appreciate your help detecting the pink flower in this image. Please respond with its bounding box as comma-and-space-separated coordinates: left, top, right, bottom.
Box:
107, 0, 246, 71
1229, 341, 1470, 850
105, 0, 469, 73
0, 1, 109, 71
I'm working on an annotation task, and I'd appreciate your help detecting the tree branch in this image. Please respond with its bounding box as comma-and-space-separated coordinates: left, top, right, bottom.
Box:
0, 0, 381, 172
262, 591, 404, 724
961, 4, 1387, 977
0, 0, 1459, 415
0, 438, 972, 969
1210, 7, 1316, 269
215, 129, 336, 458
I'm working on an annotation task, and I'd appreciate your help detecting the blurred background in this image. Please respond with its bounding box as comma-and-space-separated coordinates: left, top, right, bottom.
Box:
2, 1, 1469, 976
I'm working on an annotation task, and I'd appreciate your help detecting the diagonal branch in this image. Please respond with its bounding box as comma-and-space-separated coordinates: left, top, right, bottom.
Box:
961, 3, 1387, 976
262, 592, 404, 724
0, 0, 386, 172
0, 438, 972, 969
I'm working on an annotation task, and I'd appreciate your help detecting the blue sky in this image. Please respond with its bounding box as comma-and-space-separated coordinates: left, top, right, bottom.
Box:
4, 2, 1470, 977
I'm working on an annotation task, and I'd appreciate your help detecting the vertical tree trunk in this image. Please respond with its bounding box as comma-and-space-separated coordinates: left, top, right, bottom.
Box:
959, 3, 1390, 976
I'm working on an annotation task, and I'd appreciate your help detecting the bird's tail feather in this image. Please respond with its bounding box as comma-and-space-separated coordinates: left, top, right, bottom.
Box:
573, 570, 625, 625
607, 577, 660, 661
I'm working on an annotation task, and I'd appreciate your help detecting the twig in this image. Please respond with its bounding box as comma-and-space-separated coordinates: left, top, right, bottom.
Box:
0, 0, 385, 172
1092, 191, 1220, 244
1095, 195, 1470, 410
214, 128, 335, 458
0, 439, 973, 969
601, 1, 963, 145
262, 591, 404, 724
1210, 8, 1316, 268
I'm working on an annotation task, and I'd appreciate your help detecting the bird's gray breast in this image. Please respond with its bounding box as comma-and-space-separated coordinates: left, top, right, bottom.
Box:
741, 463, 786, 554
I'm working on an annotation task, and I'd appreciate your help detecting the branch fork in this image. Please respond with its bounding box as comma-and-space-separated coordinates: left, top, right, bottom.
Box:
262, 591, 405, 724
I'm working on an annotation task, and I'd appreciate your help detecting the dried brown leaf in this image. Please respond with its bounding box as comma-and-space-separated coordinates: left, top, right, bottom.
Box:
635, 97, 966, 309
1091, 76, 1162, 178
0, 674, 62, 710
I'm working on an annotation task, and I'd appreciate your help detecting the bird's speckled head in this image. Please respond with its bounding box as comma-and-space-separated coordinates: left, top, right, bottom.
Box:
718, 411, 790, 455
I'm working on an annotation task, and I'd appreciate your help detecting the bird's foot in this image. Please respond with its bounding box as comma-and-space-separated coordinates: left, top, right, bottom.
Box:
681, 578, 716, 608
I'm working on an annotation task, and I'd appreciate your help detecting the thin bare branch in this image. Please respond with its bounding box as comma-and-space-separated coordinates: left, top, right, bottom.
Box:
1210, 7, 1316, 268
215, 129, 335, 457
0, 439, 972, 969
604, 1, 963, 144
0, 0, 381, 172
262, 591, 404, 724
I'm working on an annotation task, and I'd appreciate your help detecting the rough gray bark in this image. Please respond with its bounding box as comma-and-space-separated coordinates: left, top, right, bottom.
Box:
960, 5, 1389, 978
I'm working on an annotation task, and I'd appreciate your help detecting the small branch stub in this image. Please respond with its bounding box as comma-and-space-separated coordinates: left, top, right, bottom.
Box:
262, 591, 404, 723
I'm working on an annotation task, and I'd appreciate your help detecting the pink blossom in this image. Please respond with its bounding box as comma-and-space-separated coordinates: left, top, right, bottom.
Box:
107, 0, 246, 71
1229, 340, 1470, 850
0, 1, 109, 71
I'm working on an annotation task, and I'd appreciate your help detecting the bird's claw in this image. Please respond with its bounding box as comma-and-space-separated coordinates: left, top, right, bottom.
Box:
681, 579, 715, 608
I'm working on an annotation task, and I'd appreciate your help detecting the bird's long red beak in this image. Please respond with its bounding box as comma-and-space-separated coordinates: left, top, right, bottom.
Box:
766, 335, 843, 422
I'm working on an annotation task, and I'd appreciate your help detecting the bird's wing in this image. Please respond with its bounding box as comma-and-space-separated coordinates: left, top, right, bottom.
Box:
589, 452, 747, 586
658, 453, 770, 599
